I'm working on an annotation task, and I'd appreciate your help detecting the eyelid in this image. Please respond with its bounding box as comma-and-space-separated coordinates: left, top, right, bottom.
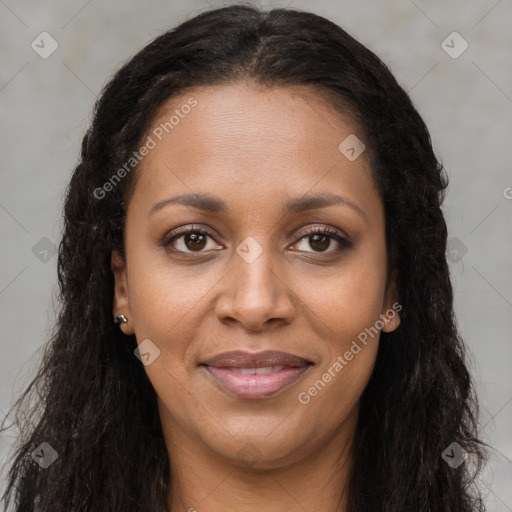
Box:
293, 224, 348, 241
162, 223, 351, 254
289, 225, 352, 253
162, 224, 219, 242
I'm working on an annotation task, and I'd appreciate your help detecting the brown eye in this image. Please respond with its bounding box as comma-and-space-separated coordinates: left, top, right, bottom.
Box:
163, 227, 223, 254
308, 233, 331, 252
291, 226, 352, 254
183, 232, 207, 251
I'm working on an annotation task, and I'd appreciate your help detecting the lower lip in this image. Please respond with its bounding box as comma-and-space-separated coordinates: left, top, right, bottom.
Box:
203, 365, 311, 400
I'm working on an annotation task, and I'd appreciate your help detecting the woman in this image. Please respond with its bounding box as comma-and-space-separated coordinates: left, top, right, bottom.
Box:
0, 4, 487, 511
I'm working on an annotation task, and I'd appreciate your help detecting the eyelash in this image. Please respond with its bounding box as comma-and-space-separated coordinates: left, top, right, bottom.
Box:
161, 224, 351, 255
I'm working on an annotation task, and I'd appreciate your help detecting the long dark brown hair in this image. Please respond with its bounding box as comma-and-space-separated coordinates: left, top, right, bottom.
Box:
1, 4, 487, 511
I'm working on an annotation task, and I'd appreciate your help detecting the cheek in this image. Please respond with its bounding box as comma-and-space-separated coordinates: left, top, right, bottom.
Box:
294, 246, 386, 399
296, 341, 378, 441
299, 248, 387, 343
296, 266, 384, 426
304, 281, 382, 401
126, 244, 215, 337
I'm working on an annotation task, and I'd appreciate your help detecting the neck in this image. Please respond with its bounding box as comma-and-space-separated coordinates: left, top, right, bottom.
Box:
161, 405, 357, 512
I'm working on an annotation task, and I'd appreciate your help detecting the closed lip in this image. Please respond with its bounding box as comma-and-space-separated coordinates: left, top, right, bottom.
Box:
200, 350, 313, 369
200, 349, 314, 399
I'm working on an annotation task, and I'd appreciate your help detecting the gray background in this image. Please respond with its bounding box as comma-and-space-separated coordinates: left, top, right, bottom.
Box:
1, 0, 511, 509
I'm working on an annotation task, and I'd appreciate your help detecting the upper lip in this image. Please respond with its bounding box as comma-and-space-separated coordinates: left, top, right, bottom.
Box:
201, 350, 313, 369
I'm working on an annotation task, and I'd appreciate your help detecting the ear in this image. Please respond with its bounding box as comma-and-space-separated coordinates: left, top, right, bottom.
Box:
111, 250, 134, 335
381, 269, 401, 333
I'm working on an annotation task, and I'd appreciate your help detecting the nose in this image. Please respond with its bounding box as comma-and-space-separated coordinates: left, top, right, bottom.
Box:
214, 244, 296, 331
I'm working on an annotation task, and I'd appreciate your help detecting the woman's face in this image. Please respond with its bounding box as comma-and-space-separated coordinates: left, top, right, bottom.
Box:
112, 82, 400, 470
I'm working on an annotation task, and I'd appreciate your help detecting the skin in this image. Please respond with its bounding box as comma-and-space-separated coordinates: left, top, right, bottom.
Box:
111, 81, 401, 512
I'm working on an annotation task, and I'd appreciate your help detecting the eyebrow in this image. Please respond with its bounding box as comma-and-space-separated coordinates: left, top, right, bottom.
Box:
149, 192, 368, 222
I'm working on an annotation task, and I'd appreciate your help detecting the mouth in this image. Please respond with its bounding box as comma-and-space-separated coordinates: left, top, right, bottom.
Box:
200, 350, 314, 400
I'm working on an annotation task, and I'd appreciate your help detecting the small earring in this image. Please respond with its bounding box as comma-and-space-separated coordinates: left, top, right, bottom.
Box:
115, 314, 128, 326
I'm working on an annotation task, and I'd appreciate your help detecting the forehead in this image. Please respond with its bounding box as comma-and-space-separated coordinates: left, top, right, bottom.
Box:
145, 81, 361, 161
128, 82, 379, 215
